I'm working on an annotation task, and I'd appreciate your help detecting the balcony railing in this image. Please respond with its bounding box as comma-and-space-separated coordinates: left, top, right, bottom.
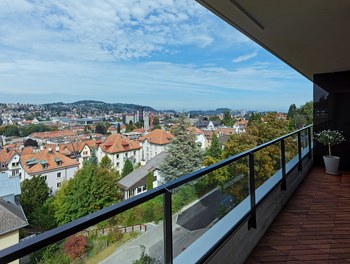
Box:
0, 125, 313, 264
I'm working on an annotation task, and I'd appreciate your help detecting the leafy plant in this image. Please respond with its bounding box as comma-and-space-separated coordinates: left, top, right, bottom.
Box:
314, 129, 346, 156
63, 235, 88, 260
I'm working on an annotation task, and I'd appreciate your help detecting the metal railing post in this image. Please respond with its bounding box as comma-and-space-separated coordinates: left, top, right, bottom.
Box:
297, 131, 302, 171
248, 153, 257, 229
280, 139, 286, 191
307, 127, 312, 159
163, 188, 173, 264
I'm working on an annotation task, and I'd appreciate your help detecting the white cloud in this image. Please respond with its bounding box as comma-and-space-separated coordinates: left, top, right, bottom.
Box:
0, 0, 250, 62
233, 51, 258, 63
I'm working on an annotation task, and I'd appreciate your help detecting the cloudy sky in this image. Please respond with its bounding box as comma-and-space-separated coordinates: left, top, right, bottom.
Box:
0, 0, 312, 111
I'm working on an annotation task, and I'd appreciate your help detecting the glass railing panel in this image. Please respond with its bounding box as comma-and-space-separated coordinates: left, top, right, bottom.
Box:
285, 133, 298, 171
17, 195, 164, 264
172, 158, 249, 260
253, 142, 281, 189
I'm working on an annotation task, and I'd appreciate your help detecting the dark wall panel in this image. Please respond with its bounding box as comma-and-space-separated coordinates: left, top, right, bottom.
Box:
313, 70, 350, 170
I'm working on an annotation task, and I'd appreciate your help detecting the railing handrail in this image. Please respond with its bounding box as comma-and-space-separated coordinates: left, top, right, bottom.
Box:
0, 124, 313, 264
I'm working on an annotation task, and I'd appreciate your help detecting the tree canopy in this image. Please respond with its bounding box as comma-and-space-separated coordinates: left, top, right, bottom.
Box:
161, 115, 203, 181
52, 158, 121, 225
122, 159, 134, 177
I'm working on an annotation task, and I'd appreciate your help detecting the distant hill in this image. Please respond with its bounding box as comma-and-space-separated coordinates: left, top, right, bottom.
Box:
42, 100, 157, 113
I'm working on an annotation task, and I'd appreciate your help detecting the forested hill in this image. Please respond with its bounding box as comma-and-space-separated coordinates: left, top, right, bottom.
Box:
42, 100, 157, 113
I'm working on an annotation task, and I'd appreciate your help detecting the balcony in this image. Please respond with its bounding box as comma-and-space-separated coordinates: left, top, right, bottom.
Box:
0, 126, 318, 263
246, 167, 350, 263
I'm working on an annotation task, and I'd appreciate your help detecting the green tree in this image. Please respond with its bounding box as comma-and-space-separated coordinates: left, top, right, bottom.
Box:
117, 123, 121, 133
146, 172, 153, 190
161, 115, 203, 181
52, 161, 121, 225
206, 132, 222, 159
21, 175, 50, 214
95, 123, 107, 134
100, 155, 113, 170
287, 104, 298, 120
153, 116, 160, 126
222, 111, 234, 126
122, 159, 134, 177
30, 197, 57, 232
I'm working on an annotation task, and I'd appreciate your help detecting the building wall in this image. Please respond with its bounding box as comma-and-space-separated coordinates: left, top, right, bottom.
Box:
313, 70, 350, 169
141, 140, 167, 162
0, 230, 19, 264
97, 148, 141, 174
78, 145, 91, 169
21, 166, 79, 194
7, 154, 21, 177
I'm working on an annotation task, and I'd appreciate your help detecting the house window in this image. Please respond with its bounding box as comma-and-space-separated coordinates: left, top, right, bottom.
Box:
116, 162, 120, 167
137, 187, 142, 193
57, 182, 61, 188
134, 151, 136, 155
57, 172, 61, 178
42, 175, 47, 181
117, 154, 119, 159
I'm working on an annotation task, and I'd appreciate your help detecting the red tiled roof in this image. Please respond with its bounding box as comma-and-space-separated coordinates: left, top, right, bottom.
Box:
132, 128, 145, 133
21, 149, 79, 175
30, 130, 77, 139
0, 148, 16, 164
138, 129, 174, 145
100, 134, 141, 154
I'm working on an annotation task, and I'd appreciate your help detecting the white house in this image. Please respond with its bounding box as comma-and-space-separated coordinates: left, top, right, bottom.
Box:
96, 134, 141, 173
138, 129, 174, 162
20, 149, 80, 194
0, 148, 21, 177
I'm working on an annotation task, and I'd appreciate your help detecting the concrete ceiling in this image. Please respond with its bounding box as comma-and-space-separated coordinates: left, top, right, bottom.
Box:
196, 0, 350, 81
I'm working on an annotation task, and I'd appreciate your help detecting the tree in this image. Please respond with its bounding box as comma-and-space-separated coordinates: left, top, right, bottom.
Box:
117, 123, 121, 133
63, 235, 88, 260
206, 132, 222, 160
153, 116, 160, 126
23, 138, 39, 147
52, 161, 121, 225
222, 111, 234, 126
122, 159, 134, 177
146, 172, 153, 190
287, 104, 298, 120
100, 155, 113, 171
30, 197, 57, 232
161, 115, 203, 181
95, 123, 107, 134
21, 175, 50, 214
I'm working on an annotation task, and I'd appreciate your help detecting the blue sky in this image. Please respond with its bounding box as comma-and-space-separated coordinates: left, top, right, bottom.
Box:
0, 0, 312, 111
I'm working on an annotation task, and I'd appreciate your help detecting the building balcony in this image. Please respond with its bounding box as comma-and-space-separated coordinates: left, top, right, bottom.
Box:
246, 167, 350, 263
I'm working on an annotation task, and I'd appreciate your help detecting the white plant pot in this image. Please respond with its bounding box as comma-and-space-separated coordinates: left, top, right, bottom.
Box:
323, 155, 340, 175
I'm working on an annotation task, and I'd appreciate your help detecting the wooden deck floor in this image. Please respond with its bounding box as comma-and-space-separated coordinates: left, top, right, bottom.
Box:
245, 167, 350, 263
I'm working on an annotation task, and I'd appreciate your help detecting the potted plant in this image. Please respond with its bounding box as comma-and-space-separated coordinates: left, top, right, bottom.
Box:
314, 129, 346, 175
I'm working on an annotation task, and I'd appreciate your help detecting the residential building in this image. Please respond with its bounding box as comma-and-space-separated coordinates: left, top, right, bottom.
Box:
189, 127, 207, 150
20, 149, 79, 194
233, 119, 248, 134
138, 129, 174, 162
0, 173, 28, 264
118, 152, 167, 199
0, 149, 21, 177
45, 141, 94, 168
96, 134, 141, 173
